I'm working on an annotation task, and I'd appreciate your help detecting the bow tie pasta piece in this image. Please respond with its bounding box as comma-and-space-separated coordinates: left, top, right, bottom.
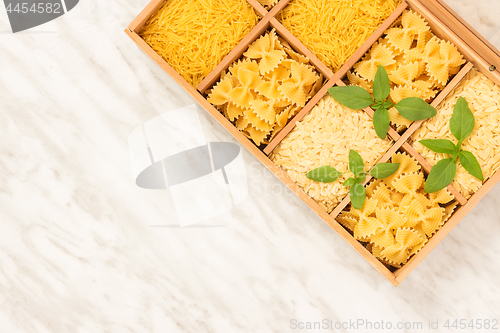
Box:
279, 63, 320, 107
425, 38, 465, 85
244, 30, 286, 75
386, 10, 430, 52
370, 208, 406, 248
228, 59, 260, 77
392, 172, 425, 194
420, 206, 445, 236
227, 68, 263, 108
371, 183, 394, 209
354, 217, 384, 241
245, 125, 270, 146
354, 43, 397, 81
256, 66, 290, 100
347, 71, 374, 94
429, 188, 454, 205
243, 108, 273, 133
207, 76, 236, 106
337, 212, 360, 232
382, 153, 421, 188
389, 62, 420, 86
381, 228, 424, 265
226, 103, 245, 122
251, 98, 277, 124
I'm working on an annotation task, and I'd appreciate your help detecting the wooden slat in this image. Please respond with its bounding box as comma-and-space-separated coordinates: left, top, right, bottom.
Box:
245, 0, 268, 17
197, 19, 272, 94
396, 62, 474, 145
263, 80, 334, 155
329, 1, 408, 84
267, 0, 290, 17
127, 0, 165, 33
270, 18, 334, 79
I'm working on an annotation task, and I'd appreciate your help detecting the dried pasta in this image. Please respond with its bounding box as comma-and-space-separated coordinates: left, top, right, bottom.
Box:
207, 30, 323, 146
140, 0, 259, 87
257, 0, 278, 10
338, 152, 456, 267
348, 10, 466, 131
278, 0, 401, 72
270, 95, 392, 213
411, 69, 500, 199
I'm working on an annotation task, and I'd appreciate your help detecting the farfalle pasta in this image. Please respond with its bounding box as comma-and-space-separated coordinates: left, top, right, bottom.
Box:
207, 30, 323, 146
348, 10, 466, 131
338, 152, 456, 267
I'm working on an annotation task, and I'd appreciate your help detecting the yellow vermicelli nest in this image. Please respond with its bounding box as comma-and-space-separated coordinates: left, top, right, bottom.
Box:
277, 0, 401, 73
348, 10, 466, 131
338, 153, 457, 268
140, 0, 259, 88
411, 69, 500, 199
207, 30, 323, 146
270, 95, 392, 212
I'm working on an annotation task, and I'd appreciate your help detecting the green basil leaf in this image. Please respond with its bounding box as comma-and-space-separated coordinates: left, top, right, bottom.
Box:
328, 86, 374, 110
343, 178, 356, 187
373, 107, 390, 139
373, 65, 391, 102
395, 97, 437, 121
349, 150, 365, 176
419, 139, 458, 155
355, 175, 367, 184
350, 183, 366, 210
369, 163, 401, 179
450, 97, 475, 145
424, 158, 457, 193
459, 150, 484, 181
306, 166, 340, 183
382, 101, 393, 109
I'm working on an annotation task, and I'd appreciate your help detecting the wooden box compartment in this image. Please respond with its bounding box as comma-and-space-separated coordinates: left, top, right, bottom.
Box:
126, 0, 500, 286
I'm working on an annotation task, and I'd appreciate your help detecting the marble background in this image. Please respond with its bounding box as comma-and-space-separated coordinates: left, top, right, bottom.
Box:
1, 0, 500, 332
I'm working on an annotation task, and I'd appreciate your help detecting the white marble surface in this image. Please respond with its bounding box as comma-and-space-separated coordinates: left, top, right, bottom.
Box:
1, 1, 500, 332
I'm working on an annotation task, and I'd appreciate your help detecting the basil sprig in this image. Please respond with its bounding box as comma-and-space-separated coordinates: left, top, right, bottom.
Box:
420, 97, 483, 193
328, 65, 437, 139
306, 150, 400, 209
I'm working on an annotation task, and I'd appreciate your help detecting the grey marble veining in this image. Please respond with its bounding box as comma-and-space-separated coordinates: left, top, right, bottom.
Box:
0, 0, 499, 332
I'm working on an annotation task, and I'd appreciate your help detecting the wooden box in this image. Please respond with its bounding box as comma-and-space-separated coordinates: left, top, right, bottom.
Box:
125, 0, 500, 286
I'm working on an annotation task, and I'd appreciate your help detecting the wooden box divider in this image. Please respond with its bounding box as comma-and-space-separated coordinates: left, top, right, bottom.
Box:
245, 0, 268, 17
196, 11, 274, 94
125, 0, 500, 286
